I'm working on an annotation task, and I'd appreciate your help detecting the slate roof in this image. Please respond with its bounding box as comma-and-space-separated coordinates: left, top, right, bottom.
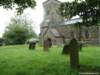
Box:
50, 28, 61, 37
61, 18, 82, 26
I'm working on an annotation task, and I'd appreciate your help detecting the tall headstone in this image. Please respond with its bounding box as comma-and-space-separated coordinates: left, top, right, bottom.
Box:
69, 38, 79, 69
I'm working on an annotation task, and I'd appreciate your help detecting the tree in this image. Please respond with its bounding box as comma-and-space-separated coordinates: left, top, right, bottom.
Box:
60, 0, 100, 25
3, 16, 37, 45
0, 0, 36, 14
59, 0, 100, 70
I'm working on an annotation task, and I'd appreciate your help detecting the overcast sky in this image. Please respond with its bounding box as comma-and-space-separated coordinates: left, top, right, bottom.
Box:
0, 0, 73, 37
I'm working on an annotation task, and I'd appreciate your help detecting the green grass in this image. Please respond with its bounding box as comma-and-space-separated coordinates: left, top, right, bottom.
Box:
0, 45, 100, 75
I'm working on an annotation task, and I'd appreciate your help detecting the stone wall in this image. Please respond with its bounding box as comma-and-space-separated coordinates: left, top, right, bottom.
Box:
55, 25, 100, 45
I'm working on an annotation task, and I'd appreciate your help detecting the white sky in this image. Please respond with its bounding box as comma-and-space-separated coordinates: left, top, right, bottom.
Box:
0, 0, 73, 37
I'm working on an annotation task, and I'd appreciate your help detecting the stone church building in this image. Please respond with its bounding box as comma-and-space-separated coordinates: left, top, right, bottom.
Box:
40, 0, 100, 45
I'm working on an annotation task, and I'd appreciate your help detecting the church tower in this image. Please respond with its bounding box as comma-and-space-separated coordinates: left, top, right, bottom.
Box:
42, 0, 62, 27
40, 0, 63, 44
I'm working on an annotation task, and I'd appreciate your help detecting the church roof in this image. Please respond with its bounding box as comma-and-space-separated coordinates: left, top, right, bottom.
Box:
50, 28, 61, 37
61, 18, 82, 26
40, 18, 83, 38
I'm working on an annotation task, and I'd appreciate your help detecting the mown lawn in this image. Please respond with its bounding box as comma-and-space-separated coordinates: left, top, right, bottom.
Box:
0, 45, 100, 75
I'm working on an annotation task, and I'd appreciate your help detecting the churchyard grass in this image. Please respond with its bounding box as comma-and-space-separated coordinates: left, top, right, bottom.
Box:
0, 45, 100, 75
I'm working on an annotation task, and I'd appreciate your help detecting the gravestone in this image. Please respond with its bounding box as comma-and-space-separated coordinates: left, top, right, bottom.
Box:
43, 38, 52, 51
47, 38, 52, 48
28, 39, 38, 50
43, 39, 49, 51
29, 41, 36, 50
62, 44, 69, 54
69, 38, 79, 69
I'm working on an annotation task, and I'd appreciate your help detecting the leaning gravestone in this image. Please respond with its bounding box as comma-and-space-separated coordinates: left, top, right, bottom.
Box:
69, 38, 79, 69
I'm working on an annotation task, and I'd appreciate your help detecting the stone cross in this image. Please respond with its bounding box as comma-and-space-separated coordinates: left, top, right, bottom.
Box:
69, 38, 79, 69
